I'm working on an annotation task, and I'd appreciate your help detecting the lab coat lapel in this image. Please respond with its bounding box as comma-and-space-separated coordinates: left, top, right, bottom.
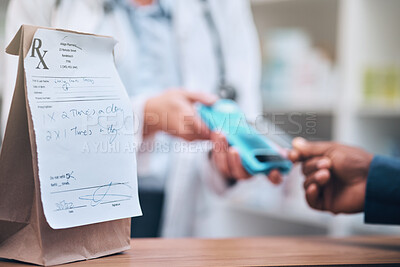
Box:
173, 0, 218, 94
52, 0, 105, 33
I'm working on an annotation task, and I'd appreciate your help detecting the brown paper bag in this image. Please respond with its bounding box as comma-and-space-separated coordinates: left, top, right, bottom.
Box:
0, 25, 131, 266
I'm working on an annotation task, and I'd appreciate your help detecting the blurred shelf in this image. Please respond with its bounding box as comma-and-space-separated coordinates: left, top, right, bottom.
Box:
250, 0, 400, 237
250, 0, 297, 5
251, 0, 335, 5
357, 106, 400, 118
263, 103, 335, 115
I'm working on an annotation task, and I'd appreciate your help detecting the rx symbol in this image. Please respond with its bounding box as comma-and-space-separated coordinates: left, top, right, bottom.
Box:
31, 38, 49, 70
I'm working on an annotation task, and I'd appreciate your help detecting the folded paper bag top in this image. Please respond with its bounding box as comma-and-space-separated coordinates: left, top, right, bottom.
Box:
0, 25, 142, 266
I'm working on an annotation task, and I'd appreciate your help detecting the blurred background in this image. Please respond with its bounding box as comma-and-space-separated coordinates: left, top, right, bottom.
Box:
0, 0, 399, 238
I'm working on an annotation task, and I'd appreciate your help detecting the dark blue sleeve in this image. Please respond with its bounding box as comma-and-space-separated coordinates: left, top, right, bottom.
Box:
364, 155, 400, 225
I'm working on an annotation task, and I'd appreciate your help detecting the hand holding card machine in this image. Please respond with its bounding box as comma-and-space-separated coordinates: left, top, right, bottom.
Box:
197, 99, 292, 175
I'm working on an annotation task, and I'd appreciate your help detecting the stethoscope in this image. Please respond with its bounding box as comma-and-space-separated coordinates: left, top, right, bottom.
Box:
200, 0, 237, 101
115, 0, 238, 101
55, 0, 237, 100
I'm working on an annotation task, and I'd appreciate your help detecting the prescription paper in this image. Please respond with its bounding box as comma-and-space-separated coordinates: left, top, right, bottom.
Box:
24, 28, 142, 229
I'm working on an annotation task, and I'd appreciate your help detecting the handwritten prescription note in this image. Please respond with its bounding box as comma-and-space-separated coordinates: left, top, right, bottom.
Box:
24, 28, 142, 229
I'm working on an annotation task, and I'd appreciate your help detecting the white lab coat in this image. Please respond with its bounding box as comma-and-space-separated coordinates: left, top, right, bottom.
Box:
3, 0, 262, 237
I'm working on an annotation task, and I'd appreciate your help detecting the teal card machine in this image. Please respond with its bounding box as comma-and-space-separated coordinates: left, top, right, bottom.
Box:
197, 99, 292, 175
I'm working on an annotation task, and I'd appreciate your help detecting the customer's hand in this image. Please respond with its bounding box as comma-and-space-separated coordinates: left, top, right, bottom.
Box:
289, 137, 373, 214
144, 90, 217, 141
210, 131, 283, 183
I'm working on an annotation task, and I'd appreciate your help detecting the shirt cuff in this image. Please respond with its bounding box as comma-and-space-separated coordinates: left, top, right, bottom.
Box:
364, 155, 400, 225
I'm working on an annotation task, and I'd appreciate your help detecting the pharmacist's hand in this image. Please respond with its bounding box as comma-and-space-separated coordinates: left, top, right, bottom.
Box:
210, 132, 283, 183
289, 137, 373, 214
144, 90, 218, 141
211, 132, 251, 180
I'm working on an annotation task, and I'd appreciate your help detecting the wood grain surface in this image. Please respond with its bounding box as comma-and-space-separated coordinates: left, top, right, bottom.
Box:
1, 236, 400, 266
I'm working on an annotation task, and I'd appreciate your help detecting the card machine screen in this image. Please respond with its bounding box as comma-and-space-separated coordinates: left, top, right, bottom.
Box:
197, 99, 292, 175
